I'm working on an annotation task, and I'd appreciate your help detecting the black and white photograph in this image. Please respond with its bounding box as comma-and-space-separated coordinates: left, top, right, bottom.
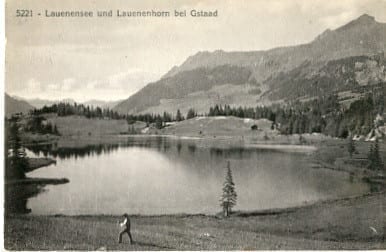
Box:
3, 0, 386, 250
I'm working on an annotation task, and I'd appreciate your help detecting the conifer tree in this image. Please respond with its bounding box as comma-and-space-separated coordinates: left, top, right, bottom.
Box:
372, 139, 384, 170
368, 139, 384, 170
368, 143, 374, 170
53, 124, 60, 135
6, 121, 28, 179
220, 161, 237, 217
347, 136, 356, 158
186, 108, 196, 119
155, 116, 163, 129
176, 109, 183, 122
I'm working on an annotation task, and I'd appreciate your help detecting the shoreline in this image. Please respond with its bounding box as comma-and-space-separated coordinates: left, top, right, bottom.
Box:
26, 157, 56, 172
5, 156, 69, 215
22, 189, 384, 218
22, 132, 325, 151
5, 190, 385, 250
5, 177, 69, 186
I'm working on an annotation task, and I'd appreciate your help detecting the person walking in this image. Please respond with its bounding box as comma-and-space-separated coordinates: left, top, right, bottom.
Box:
118, 213, 133, 244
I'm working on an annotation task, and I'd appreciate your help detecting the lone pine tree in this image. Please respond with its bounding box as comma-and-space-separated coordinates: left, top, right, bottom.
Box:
220, 161, 237, 217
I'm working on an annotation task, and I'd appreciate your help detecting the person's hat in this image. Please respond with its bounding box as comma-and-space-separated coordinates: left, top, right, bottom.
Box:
123, 213, 129, 217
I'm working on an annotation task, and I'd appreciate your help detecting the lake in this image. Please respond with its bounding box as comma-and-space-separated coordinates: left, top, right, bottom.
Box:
26, 136, 369, 215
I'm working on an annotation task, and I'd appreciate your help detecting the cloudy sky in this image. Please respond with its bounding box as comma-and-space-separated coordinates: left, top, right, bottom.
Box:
5, 0, 386, 102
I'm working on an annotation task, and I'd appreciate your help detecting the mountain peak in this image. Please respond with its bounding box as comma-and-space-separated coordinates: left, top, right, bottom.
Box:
336, 14, 377, 32
356, 14, 376, 23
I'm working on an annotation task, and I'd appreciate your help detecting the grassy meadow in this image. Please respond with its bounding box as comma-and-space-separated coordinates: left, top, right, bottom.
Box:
4, 192, 385, 250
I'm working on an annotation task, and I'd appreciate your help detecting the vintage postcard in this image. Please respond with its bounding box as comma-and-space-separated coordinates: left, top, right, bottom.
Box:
3, 0, 386, 250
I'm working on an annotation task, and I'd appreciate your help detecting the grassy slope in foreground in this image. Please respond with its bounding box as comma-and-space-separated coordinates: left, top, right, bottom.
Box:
4, 192, 385, 250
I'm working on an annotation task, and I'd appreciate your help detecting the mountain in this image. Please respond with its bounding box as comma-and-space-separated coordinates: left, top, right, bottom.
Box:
115, 65, 257, 114
5, 93, 34, 116
15, 97, 122, 109
114, 14, 386, 115
164, 14, 385, 81
83, 99, 123, 109
17, 97, 77, 109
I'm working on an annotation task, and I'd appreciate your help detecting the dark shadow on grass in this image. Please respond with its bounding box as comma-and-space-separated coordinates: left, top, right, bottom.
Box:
232, 208, 297, 217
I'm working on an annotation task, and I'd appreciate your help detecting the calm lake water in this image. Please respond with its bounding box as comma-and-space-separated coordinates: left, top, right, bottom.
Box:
27, 136, 369, 215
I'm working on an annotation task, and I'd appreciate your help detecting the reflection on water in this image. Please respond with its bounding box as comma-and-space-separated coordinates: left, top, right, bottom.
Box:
26, 136, 369, 215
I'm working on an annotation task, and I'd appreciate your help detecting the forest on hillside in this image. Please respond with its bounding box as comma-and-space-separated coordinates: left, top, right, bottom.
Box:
207, 91, 384, 137
29, 84, 385, 139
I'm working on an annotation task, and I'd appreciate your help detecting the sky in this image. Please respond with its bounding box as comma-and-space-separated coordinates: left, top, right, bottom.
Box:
5, 0, 386, 102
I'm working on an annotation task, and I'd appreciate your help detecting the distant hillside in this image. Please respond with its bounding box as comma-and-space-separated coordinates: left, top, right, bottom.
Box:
83, 99, 123, 109
16, 97, 76, 109
5, 94, 34, 116
45, 115, 128, 137
15, 97, 122, 109
156, 116, 274, 138
114, 14, 386, 115
114, 65, 256, 114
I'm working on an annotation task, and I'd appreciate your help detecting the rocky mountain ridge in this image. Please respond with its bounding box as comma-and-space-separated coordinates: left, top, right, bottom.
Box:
114, 14, 386, 115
